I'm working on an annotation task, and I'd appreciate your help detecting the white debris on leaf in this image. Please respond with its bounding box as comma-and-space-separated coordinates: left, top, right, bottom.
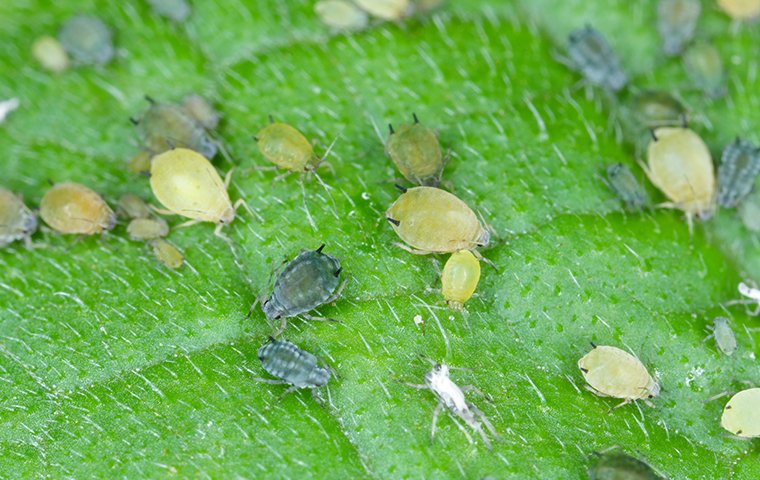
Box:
0, 98, 20, 124
413, 314, 424, 327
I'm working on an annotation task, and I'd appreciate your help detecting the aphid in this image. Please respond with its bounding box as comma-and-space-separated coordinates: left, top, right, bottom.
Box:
0, 188, 38, 248
717, 138, 760, 208
630, 90, 687, 129
602, 163, 649, 212
134, 98, 217, 159
643, 127, 715, 232
0, 98, 19, 124
657, 0, 701, 56
720, 388, 760, 438
718, 0, 760, 20
255, 338, 331, 403
31, 36, 70, 73
58, 15, 114, 66
117, 193, 151, 219
255, 121, 331, 175
386, 113, 446, 186
251, 244, 347, 336
126, 151, 152, 174
385, 186, 489, 254
149, 148, 242, 237
578, 344, 660, 410
441, 250, 480, 310
415, 0, 446, 12
706, 317, 737, 356
727, 281, 760, 315
353, 0, 412, 20
588, 450, 664, 480
315, 0, 369, 31
404, 362, 499, 449
127, 217, 169, 241
181, 94, 219, 130
146, 0, 191, 22
738, 192, 760, 231
565, 26, 627, 92
39, 182, 116, 235
150, 239, 184, 269
683, 41, 725, 98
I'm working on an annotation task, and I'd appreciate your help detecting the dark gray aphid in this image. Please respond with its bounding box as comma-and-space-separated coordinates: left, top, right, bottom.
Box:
657, 0, 701, 56
566, 26, 627, 91
252, 244, 347, 336
133, 97, 217, 159
58, 15, 114, 66
588, 450, 664, 480
603, 163, 649, 211
255, 338, 331, 402
717, 138, 760, 208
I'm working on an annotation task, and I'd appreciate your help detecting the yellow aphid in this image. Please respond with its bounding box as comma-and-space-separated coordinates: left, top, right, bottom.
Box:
0, 188, 37, 248
441, 250, 481, 310
255, 122, 317, 172
127, 218, 169, 241
127, 151, 152, 174
150, 239, 184, 269
315, 0, 369, 31
718, 0, 760, 20
40, 182, 116, 235
385, 186, 489, 254
578, 344, 660, 410
643, 127, 715, 231
720, 388, 760, 438
181, 94, 219, 130
150, 148, 241, 237
354, 0, 411, 20
117, 193, 151, 219
31, 36, 70, 73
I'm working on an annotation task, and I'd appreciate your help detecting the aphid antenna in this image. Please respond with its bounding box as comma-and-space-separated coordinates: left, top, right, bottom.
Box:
649, 129, 658, 142
267, 114, 274, 124
316, 130, 343, 166
144, 95, 155, 104
388, 123, 395, 135
394, 184, 408, 193
412, 112, 419, 124
129, 117, 139, 125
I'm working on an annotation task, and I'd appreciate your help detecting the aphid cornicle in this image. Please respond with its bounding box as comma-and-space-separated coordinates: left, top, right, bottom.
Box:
134, 98, 217, 159
717, 138, 760, 208
40, 182, 116, 235
657, 0, 701, 57
58, 15, 114, 66
588, 450, 664, 480
255, 338, 331, 403
643, 127, 715, 232
720, 388, 760, 438
353, 0, 412, 20
252, 244, 347, 336
404, 361, 499, 450
386, 114, 446, 186
31, 36, 70, 73
578, 344, 660, 411
147, 0, 191, 22
706, 317, 737, 356
150, 239, 184, 269
718, 0, 760, 20
565, 26, 627, 92
602, 163, 649, 212
127, 218, 169, 241
385, 186, 489, 254
441, 250, 480, 310
0, 188, 38, 248
150, 148, 243, 237
683, 41, 725, 98
315, 0, 369, 31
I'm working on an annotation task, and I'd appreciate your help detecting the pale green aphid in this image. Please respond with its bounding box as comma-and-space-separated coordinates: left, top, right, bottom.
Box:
602, 163, 649, 212
706, 317, 737, 356
565, 26, 627, 91
683, 41, 725, 98
717, 138, 760, 208
150, 239, 184, 269
32, 36, 70, 73
386, 113, 446, 186
58, 15, 114, 66
720, 388, 760, 438
588, 450, 664, 480
657, 0, 701, 56
132, 97, 217, 159
147, 0, 191, 22
127, 218, 169, 241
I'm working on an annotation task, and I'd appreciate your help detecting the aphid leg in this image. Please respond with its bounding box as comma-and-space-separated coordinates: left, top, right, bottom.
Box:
301, 312, 340, 324
471, 403, 500, 444
274, 170, 294, 183
430, 402, 444, 443
232, 198, 252, 217
272, 317, 289, 337
393, 242, 432, 255
223, 168, 235, 189
324, 276, 349, 304
252, 377, 289, 385
274, 385, 300, 404
399, 382, 428, 390
471, 249, 496, 269
607, 399, 632, 413
213, 223, 230, 239
176, 219, 202, 229
245, 297, 261, 319
449, 412, 474, 446
150, 205, 177, 216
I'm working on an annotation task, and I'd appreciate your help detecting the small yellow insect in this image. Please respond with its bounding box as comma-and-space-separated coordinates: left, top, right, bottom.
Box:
441, 250, 480, 310
255, 120, 338, 179
31, 36, 70, 73
117, 193, 151, 219
127, 218, 169, 241
642, 127, 715, 232
353, 0, 411, 20
40, 182, 116, 235
315, 0, 369, 31
150, 148, 243, 237
718, 0, 760, 20
385, 186, 489, 254
150, 239, 184, 269
386, 113, 446, 186
720, 387, 760, 438
126, 151, 152, 174
578, 344, 660, 411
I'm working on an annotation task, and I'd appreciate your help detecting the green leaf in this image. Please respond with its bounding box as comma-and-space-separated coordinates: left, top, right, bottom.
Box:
2, 0, 760, 478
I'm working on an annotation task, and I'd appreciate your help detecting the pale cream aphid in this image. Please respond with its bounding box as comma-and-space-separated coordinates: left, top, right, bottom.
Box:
720, 388, 760, 438
738, 192, 760, 231
315, 0, 369, 31
578, 344, 660, 411
642, 127, 715, 233
39, 182, 116, 235
705, 317, 737, 356
441, 250, 480, 310
0, 187, 38, 248
150, 239, 184, 269
149, 148, 244, 237
718, 0, 760, 21
385, 185, 490, 255
726, 281, 760, 316
354, 0, 412, 20
657, 0, 701, 56
181, 94, 219, 130
127, 217, 169, 241
31, 36, 70, 73
403, 360, 499, 450
117, 193, 151, 219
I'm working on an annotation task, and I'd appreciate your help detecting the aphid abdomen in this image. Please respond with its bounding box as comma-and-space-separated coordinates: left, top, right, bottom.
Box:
256, 123, 314, 171
658, 0, 701, 56
271, 251, 341, 317
717, 138, 760, 208
386, 123, 443, 186
258, 340, 327, 388
567, 26, 627, 91
139, 103, 216, 158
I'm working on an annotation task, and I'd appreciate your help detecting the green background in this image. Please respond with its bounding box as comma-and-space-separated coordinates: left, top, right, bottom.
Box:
1, 0, 759, 478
